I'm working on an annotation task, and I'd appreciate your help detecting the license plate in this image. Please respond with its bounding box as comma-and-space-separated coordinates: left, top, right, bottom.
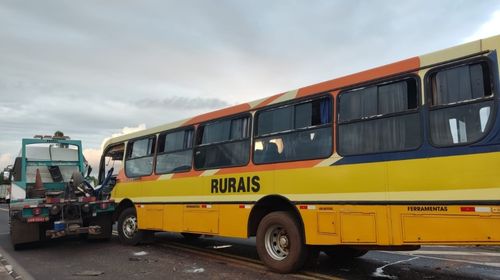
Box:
27, 217, 49, 223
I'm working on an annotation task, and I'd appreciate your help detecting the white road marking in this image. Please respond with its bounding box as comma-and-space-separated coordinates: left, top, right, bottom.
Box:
0, 208, 9, 212
384, 251, 500, 268
404, 250, 500, 257
372, 257, 419, 279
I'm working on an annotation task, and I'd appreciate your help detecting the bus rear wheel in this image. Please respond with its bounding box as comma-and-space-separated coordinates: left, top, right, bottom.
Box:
117, 207, 144, 245
323, 246, 368, 261
256, 211, 307, 273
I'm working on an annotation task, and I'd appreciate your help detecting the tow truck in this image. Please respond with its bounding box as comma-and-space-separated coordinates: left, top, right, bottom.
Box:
6, 132, 115, 249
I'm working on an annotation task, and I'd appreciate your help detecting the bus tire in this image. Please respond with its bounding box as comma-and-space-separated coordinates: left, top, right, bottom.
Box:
117, 207, 143, 245
323, 246, 368, 261
181, 233, 202, 241
256, 211, 307, 273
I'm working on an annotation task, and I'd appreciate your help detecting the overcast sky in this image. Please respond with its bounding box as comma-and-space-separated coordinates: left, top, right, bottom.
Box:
1, 0, 500, 171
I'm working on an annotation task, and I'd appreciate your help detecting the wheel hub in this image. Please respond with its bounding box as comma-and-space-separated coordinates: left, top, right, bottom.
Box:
122, 215, 137, 239
264, 225, 290, 261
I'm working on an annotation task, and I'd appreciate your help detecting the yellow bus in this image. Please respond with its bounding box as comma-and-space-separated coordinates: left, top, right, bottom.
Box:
99, 35, 500, 273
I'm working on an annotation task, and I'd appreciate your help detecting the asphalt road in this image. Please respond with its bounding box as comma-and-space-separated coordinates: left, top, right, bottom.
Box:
0, 204, 499, 280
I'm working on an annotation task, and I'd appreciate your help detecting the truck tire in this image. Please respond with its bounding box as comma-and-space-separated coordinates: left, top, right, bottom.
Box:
88, 213, 113, 241
10, 218, 39, 250
256, 211, 308, 273
117, 207, 144, 245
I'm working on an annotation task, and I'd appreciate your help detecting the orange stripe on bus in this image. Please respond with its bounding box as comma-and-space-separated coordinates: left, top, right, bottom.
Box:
172, 170, 204, 179
182, 103, 251, 125
215, 159, 324, 175
116, 169, 127, 181
141, 174, 160, 181
296, 57, 420, 98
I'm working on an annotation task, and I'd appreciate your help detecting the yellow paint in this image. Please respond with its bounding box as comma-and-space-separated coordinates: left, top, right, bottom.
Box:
163, 204, 183, 232
390, 205, 500, 245
340, 212, 377, 243
317, 212, 337, 234
218, 205, 251, 238
183, 206, 219, 234
137, 204, 163, 230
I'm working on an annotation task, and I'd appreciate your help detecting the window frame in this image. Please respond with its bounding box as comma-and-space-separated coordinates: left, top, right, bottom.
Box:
99, 142, 125, 183
124, 135, 157, 178
252, 93, 334, 165
425, 57, 496, 148
155, 126, 195, 175
194, 112, 252, 170
336, 74, 422, 156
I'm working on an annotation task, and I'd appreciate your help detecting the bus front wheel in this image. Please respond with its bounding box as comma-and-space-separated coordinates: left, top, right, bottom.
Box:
117, 207, 144, 245
256, 211, 307, 273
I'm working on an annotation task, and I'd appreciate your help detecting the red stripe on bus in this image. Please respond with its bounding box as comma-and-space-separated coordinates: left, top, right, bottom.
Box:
461, 206, 475, 212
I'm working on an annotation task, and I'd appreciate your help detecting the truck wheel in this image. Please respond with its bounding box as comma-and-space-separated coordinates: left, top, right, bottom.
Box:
323, 246, 368, 261
256, 211, 307, 273
10, 218, 39, 250
117, 207, 143, 245
88, 213, 113, 241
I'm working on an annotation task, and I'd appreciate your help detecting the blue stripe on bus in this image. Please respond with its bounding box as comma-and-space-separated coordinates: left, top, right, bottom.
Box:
332, 144, 500, 166
333, 120, 500, 166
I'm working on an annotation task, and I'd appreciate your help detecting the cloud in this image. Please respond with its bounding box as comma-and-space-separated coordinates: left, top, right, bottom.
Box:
82, 148, 101, 175
83, 124, 146, 176
463, 10, 500, 42
137, 96, 230, 110
98, 123, 146, 151
0, 153, 12, 170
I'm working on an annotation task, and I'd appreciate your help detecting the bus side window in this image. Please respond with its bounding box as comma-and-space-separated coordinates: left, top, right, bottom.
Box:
254, 96, 333, 164
156, 128, 193, 174
194, 115, 250, 170
125, 137, 155, 177
428, 62, 493, 146
338, 78, 420, 155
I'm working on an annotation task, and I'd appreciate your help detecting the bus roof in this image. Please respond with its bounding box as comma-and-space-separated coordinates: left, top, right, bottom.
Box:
103, 34, 500, 149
